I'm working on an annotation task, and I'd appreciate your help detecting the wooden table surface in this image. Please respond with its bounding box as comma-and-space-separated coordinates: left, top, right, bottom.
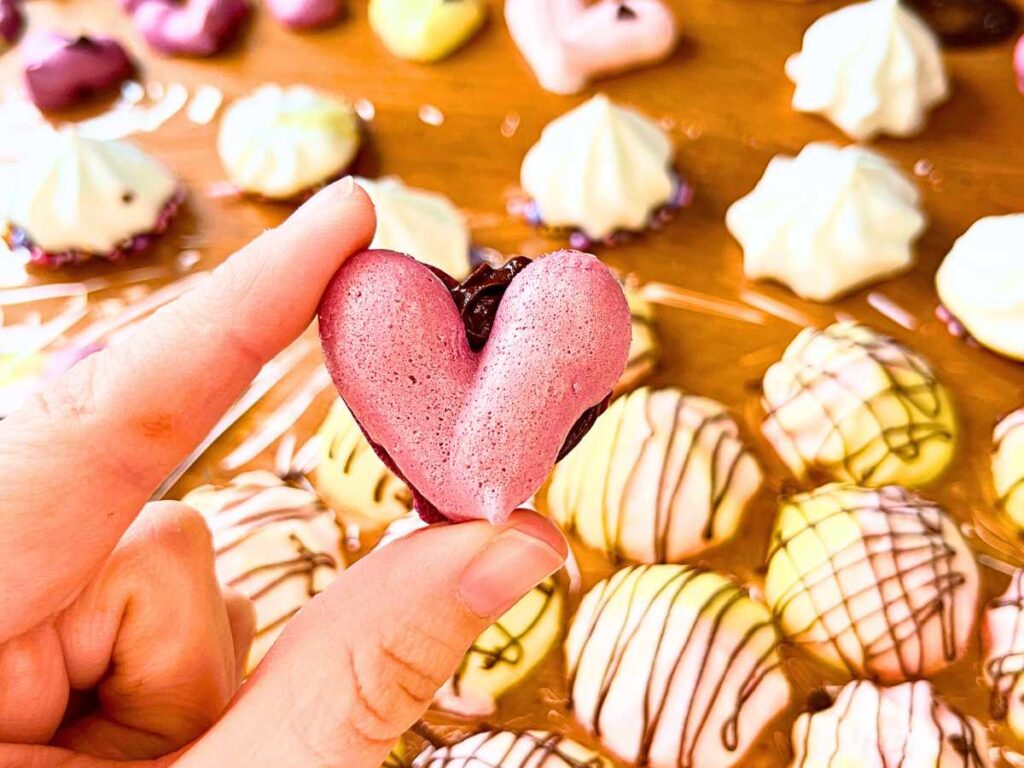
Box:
3, 0, 1024, 764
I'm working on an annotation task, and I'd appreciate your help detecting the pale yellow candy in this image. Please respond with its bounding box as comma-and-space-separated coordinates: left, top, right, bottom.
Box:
765, 483, 978, 682
0, 351, 44, 390
313, 398, 411, 528
368, 0, 487, 63
566, 564, 791, 768
548, 387, 762, 563
436, 576, 563, 716
762, 322, 957, 487
184, 471, 344, 672
617, 283, 659, 394
994, 408, 1024, 529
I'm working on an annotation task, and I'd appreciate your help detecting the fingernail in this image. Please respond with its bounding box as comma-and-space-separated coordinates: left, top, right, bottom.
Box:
337, 175, 356, 196
459, 512, 567, 619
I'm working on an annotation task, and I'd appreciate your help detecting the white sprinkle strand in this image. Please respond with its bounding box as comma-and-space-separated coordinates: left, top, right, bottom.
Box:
867, 291, 918, 330
500, 111, 521, 138
186, 84, 224, 125
418, 104, 445, 127
354, 98, 376, 122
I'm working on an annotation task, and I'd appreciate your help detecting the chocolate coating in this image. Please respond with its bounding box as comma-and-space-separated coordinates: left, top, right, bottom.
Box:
22, 33, 134, 111
907, 0, 1019, 47
359, 255, 614, 523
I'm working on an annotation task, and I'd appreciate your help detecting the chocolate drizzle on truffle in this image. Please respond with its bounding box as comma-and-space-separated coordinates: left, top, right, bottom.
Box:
566, 565, 788, 768
985, 568, 1024, 721
358, 256, 614, 523
420, 730, 608, 768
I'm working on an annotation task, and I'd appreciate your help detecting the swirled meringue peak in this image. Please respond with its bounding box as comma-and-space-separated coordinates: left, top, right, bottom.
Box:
936, 214, 1024, 361
1, 126, 180, 266
786, 0, 949, 140
727, 142, 926, 302
356, 176, 472, 278
217, 84, 361, 200
520, 94, 685, 244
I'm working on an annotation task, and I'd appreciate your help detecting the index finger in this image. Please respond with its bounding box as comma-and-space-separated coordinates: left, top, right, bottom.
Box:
0, 177, 375, 642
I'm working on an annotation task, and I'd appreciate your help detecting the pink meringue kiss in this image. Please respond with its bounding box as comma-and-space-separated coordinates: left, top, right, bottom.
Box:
131, 0, 250, 57
22, 33, 135, 111
0, 0, 23, 47
1015, 34, 1024, 93
318, 249, 631, 525
267, 0, 342, 29
505, 0, 678, 95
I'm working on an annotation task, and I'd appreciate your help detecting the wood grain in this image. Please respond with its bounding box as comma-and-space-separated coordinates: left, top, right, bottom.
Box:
2, 0, 1024, 764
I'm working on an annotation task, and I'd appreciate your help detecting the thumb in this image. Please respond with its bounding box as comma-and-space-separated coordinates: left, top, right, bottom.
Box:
176, 509, 567, 768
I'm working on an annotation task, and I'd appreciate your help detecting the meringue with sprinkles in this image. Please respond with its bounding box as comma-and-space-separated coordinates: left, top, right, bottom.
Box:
727, 142, 926, 302
786, 0, 949, 140
217, 84, 361, 200
520, 94, 686, 245
356, 176, 472, 278
936, 214, 1024, 361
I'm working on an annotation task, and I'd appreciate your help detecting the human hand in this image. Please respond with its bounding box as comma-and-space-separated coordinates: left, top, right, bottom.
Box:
0, 177, 568, 768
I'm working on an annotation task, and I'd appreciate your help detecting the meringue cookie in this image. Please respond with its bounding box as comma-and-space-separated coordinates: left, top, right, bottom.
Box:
762, 322, 957, 487
726, 142, 926, 302
266, 0, 341, 29
994, 408, 1024, 529
183, 471, 344, 670
217, 84, 361, 200
368, 0, 486, 63
356, 176, 472, 278
2, 127, 180, 264
22, 32, 135, 112
521, 94, 677, 241
374, 513, 563, 716
984, 568, 1024, 739
766, 483, 979, 681
618, 281, 659, 393
415, 731, 611, 767
792, 680, 991, 768
132, 0, 250, 57
566, 564, 791, 768
0, 0, 22, 46
786, 0, 949, 140
313, 397, 411, 528
505, 0, 678, 95
935, 214, 1024, 361
548, 387, 763, 563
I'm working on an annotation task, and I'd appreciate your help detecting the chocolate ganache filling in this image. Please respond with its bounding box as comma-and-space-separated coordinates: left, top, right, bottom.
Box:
359, 256, 613, 524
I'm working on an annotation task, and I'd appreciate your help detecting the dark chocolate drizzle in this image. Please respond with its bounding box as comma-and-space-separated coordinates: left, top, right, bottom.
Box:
767, 485, 968, 680
566, 565, 784, 767
985, 568, 1024, 720
905, 0, 1019, 47
423, 730, 606, 768
357, 257, 614, 524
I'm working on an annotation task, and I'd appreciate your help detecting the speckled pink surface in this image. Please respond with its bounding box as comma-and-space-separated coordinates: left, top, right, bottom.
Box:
318, 249, 631, 524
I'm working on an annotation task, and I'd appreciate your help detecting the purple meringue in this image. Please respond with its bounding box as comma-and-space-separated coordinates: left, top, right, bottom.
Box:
1015, 34, 1024, 93
0, 0, 23, 47
22, 32, 134, 111
132, 0, 250, 57
267, 0, 342, 29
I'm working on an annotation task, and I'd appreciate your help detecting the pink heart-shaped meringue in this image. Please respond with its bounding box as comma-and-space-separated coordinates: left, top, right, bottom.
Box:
318, 249, 631, 525
506, 0, 678, 95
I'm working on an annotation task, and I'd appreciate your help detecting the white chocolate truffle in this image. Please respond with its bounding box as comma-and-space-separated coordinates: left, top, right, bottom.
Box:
521, 94, 675, 240
374, 513, 563, 716
183, 471, 344, 671
762, 322, 957, 488
994, 408, 1024, 529
2, 126, 178, 255
765, 483, 979, 682
786, 0, 949, 140
936, 214, 1024, 361
414, 731, 611, 767
984, 569, 1024, 739
356, 176, 471, 278
726, 143, 925, 302
617, 282, 659, 394
566, 564, 791, 768
314, 397, 411, 528
217, 84, 360, 200
792, 680, 991, 767
547, 387, 762, 563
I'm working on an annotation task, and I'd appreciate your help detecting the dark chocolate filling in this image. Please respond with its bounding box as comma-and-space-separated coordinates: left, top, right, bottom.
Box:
357, 256, 613, 524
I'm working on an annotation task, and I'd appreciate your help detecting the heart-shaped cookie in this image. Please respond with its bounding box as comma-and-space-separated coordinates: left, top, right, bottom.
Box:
368, 0, 487, 63
506, 0, 678, 95
318, 250, 631, 525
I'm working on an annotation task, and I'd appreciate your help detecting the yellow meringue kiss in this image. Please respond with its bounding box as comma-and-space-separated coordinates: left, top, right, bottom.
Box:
368, 0, 487, 63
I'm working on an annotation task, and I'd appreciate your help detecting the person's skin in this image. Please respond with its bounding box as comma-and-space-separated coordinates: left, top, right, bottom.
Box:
0, 177, 568, 768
